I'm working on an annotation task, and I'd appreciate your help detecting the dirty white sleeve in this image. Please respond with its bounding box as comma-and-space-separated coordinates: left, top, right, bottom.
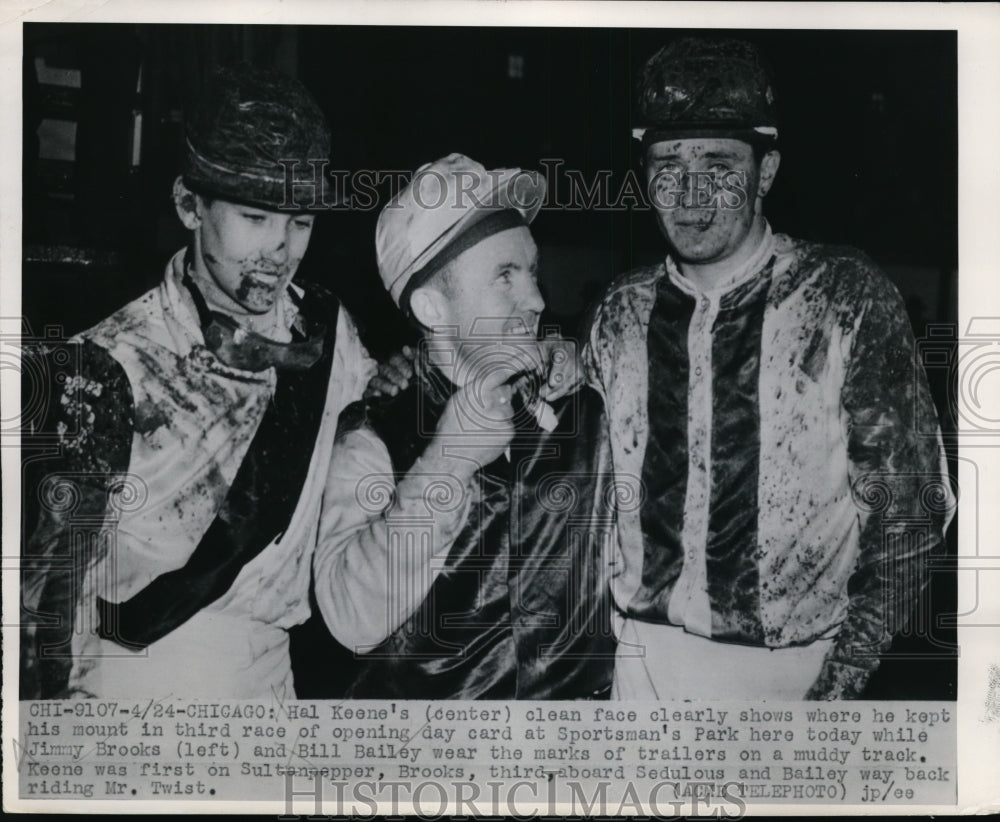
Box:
580, 306, 606, 398
314, 428, 475, 652
333, 308, 378, 409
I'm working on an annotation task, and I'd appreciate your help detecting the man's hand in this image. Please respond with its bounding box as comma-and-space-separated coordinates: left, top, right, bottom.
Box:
364, 345, 415, 399
366, 336, 581, 403
430, 369, 516, 470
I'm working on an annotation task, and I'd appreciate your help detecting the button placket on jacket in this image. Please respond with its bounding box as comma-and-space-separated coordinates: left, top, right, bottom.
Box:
667, 290, 717, 634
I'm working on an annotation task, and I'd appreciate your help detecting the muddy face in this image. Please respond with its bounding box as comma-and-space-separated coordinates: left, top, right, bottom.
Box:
644, 137, 774, 267
190, 198, 315, 316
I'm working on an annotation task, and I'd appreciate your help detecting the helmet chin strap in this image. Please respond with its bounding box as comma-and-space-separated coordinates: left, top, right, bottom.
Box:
181, 248, 325, 373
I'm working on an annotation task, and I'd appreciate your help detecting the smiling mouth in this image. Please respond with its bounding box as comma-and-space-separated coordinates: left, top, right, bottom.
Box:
502, 320, 539, 338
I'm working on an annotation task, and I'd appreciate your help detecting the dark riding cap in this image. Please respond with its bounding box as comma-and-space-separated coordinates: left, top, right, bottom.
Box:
183, 64, 331, 211
634, 38, 779, 152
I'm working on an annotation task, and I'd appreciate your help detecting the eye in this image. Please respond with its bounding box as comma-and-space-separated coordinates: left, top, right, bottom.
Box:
496, 269, 513, 285
292, 218, 314, 230
241, 212, 267, 224
652, 166, 684, 187
708, 163, 731, 174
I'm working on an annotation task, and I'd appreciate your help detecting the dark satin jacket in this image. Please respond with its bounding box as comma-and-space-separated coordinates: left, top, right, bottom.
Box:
335, 362, 617, 700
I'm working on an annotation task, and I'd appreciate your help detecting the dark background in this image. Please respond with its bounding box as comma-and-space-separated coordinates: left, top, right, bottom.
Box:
21, 23, 959, 699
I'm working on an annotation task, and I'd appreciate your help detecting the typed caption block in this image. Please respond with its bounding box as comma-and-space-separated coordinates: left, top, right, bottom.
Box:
15, 700, 955, 812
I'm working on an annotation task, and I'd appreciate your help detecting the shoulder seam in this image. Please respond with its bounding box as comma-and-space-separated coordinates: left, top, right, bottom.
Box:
598, 263, 665, 306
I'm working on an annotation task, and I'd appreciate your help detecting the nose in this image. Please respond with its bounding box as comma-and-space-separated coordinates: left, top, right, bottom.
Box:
519, 275, 545, 317
262, 220, 290, 265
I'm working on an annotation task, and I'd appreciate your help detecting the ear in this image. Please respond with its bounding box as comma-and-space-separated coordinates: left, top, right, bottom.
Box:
408, 284, 448, 331
173, 176, 203, 230
757, 149, 781, 198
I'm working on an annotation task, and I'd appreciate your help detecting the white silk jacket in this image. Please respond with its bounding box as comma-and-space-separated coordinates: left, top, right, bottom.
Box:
583, 226, 954, 698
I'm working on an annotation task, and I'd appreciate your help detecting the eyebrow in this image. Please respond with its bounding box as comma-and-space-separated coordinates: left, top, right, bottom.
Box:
647, 152, 681, 162
648, 150, 743, 162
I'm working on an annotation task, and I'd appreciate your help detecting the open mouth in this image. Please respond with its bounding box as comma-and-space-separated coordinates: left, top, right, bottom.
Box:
246, 270, 282, 286
673, 213, 715, 227
673, 221, 716, 234
502, 321, 539, 338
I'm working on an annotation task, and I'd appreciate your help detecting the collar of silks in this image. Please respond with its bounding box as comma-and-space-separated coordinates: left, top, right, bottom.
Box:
181, 264, 325, 373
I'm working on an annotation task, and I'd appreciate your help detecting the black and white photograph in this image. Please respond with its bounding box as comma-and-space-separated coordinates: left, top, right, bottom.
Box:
3, 0, 998, 815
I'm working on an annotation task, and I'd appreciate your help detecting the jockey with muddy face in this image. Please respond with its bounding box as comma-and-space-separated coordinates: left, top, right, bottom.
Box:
21, 65, 375, 698
584, 38, 954, 699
